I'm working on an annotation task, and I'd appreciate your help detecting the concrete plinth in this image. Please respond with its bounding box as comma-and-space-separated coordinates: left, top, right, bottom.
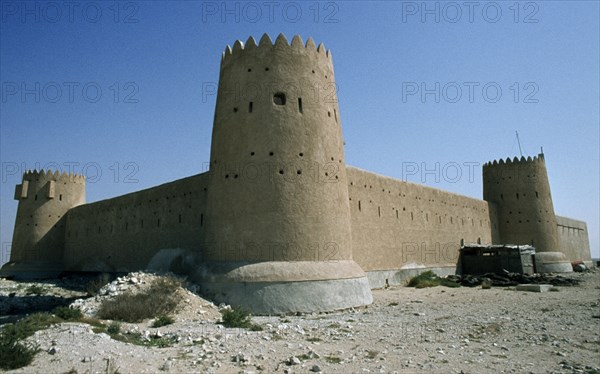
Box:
535, 252, 573, 273
194, 260, 373, 314
516, 284, 553, 292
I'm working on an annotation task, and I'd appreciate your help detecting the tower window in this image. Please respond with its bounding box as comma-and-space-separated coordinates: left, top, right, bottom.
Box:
298, 97, 303, 113
59, 194, 63, 201
334, 109, 338, 122
273, 93, 286, 105
233, 107, 238, 113
249, 102, 253, 113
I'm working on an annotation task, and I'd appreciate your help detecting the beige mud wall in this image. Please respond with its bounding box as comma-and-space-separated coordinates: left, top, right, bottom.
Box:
555, 215, 592, 263
64, 173, 208, 272
347, 167, 499, 277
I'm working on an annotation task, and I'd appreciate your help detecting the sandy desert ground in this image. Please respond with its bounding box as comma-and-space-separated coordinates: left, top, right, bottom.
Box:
1, 270, 599, 374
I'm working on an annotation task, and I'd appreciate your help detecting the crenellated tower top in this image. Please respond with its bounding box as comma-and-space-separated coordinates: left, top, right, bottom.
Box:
483, 153, 545, 168
221, 33, 332, 68
22, 169, 85, 184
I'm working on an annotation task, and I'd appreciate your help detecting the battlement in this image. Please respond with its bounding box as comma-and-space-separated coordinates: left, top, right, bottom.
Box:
483, 153, 545, 168
221, 33, 332, 66
23, 169, 85, 184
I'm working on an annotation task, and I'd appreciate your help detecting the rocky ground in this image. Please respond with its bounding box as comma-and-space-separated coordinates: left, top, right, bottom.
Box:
1, 270, 599, 374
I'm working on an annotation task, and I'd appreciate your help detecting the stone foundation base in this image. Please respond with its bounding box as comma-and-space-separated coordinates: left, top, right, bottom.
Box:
194, 260, 373, 314
535, 252, 573, 273
366, 266, 456, 289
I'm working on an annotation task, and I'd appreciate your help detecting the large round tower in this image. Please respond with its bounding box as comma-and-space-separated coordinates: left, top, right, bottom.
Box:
483, 154, 559, 251
1, 170, 85, 278
199, 34, 372, 313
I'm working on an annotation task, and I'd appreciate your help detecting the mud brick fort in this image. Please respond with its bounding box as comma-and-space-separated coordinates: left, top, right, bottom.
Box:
1, 34, 592, 313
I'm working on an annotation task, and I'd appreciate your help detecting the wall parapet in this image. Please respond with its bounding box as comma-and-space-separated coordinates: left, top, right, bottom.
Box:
483, 153, 544, 168
221, 33, 332, 67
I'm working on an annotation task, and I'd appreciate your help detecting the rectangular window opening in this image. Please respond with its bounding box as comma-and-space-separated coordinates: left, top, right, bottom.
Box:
298, 97, 303, 113
249, 102, 253, 113
200, 213, 204, 226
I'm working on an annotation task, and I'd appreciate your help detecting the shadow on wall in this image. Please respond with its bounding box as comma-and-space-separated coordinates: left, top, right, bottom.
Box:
146, 248, 201, 275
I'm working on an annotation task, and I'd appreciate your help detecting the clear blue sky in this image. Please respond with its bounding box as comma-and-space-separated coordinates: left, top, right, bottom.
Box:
1, 1, 598, 263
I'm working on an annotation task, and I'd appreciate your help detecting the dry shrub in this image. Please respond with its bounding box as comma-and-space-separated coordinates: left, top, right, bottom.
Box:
97, 276, 182, 322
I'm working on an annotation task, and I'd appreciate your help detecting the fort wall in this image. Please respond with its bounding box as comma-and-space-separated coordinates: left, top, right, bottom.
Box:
556, 215, 592, 265
347, 167, 499, 287
63, 173, 208, 272
1, 34, 593, 313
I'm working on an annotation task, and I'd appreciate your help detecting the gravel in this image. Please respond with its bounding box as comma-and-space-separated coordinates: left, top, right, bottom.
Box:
1, 269, 599, 373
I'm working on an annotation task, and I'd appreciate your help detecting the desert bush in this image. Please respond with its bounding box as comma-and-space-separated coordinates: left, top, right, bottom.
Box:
407, 271, 460, 288
107, 321, 121, 334
0, 313, 58, 370
86, 273, 112, 296
97, 275, 181, 322
25, 284, 46, 295
152, 315, 174, 328
220, 307, 263, 330
53, 306, 83, 321
407, 271, 440, 288
0, 337, 39, 370
2, 313, 61, 343
221, 307, 252, 328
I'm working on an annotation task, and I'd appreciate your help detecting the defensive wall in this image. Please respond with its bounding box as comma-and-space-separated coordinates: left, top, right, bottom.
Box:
555, 215, 592, 267
1, 33, 594, 313
347, 167, 498, 288
63, 172, 208, 273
